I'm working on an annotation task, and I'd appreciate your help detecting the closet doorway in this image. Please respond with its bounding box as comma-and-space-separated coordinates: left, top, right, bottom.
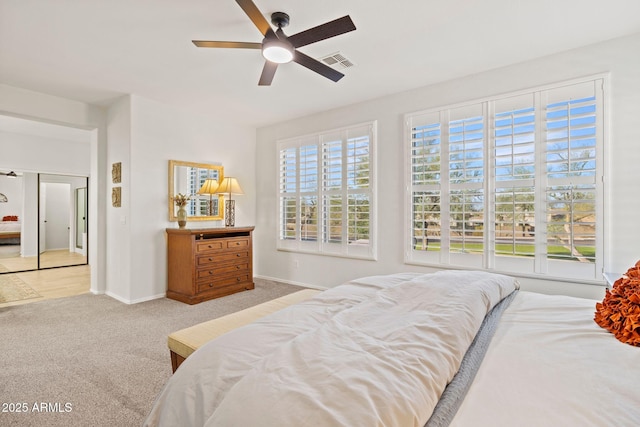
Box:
0, 114, 93, 306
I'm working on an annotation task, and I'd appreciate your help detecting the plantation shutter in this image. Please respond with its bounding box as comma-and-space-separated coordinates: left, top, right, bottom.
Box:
544, 80, 601, 278
406, 77, 604, 282
492, 94, 536, 272
448, 103, 484, 267
408, 112, 442, 263
278, 122, 376, 259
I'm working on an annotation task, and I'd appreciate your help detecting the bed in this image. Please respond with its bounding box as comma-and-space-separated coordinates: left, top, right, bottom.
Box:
0, 217, 21, 244
144, 270, 640, 426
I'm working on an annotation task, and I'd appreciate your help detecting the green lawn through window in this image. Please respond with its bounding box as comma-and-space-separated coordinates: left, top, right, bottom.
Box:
413, 242, 595, 262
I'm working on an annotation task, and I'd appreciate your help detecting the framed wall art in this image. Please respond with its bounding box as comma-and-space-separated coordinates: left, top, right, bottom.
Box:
112, 187, 121, 208
112, 162, 122, 184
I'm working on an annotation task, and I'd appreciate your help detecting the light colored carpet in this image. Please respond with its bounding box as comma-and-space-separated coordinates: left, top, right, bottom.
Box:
0, 273, 41, 303
0, 279, 308, 427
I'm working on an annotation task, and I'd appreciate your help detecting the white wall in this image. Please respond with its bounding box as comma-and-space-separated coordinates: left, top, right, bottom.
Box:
0, 174, 22, 219
255, 32, 640, 300
106, 96, 133, 301
0, 131, 90, 175
105, 95, 256, 303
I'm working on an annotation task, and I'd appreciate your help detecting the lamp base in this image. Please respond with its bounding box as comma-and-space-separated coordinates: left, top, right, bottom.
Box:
225, 200, 236, 227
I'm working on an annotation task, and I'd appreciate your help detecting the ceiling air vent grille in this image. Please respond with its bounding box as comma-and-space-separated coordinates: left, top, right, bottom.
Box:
320, 52, 355, 69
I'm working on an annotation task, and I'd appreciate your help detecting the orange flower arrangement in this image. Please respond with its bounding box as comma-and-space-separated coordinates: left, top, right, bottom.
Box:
594, 260, 640, 346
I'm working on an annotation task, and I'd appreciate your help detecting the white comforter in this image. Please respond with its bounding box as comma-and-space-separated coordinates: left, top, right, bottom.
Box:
145, 271, 517, 427
450, 291, 640, 426
0, 221, 20, 233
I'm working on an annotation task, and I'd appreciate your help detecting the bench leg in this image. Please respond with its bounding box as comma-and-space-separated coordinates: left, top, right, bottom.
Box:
170, 351, 186, 373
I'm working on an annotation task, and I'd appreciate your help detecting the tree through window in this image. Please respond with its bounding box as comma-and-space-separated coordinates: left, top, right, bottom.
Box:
278, 122, 376, 259
406, 78, 604, 281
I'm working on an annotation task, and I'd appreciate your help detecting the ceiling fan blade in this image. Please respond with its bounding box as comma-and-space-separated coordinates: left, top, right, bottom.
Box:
258, 61, 278, 86
287, 16, 356, 48
293, 51, 345, 82
235, 0, 276, 39
192, 40, 262, 49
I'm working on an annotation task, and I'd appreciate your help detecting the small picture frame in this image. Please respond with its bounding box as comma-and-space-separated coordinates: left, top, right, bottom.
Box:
112, 162, 122, 183
112, 187, 121, 207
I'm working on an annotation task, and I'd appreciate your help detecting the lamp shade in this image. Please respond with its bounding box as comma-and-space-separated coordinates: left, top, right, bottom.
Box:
215, 177, 244, 197
197, 178, 220, 195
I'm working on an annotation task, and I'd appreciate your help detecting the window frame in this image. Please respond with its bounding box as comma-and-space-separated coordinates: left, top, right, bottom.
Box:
404, 76, 607, 284
277, 121, 377, 260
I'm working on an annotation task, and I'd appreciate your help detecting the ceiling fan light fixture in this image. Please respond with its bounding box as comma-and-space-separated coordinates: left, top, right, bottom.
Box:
262, 39, 294, 64
192, 1, 356, 85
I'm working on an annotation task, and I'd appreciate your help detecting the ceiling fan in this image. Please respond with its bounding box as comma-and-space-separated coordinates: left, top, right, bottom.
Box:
193, 0, 356, 86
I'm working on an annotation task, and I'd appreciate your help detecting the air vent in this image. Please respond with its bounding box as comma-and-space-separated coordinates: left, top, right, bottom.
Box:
320, 52, 355, 69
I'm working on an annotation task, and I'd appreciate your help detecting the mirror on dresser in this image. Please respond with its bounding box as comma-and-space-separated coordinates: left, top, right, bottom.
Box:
168, 160, 224, 222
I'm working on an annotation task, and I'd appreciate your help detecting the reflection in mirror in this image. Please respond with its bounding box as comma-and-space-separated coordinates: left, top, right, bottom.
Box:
168, 160, 224, 221
38, 174, 88, 269
75, 187, 87, 250
0, 172, 88, 273
0, 171, 37, 272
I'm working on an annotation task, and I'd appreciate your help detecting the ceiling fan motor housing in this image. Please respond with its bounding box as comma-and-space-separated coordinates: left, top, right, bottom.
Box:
271, 12, 290, 29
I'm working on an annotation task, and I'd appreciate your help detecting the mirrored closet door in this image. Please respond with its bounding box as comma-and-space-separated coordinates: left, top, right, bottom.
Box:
0, 171, 88, 274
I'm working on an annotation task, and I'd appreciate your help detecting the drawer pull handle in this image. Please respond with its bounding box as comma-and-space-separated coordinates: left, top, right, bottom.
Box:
236, 265, 240, 269
236, 254, 241, 257
209, 258, 213, 261
209, 283, 213, 287
209, 271, 213, 275
237, 277, 241, 282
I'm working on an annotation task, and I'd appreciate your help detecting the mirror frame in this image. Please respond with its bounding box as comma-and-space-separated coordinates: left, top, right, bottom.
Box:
168, 160, 224, 222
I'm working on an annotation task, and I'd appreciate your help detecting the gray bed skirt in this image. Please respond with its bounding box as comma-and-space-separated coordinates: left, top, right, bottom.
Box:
424, 290, 519, 427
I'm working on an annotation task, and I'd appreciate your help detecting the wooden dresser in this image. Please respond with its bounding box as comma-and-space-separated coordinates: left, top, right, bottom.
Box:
166, 226, 255, 304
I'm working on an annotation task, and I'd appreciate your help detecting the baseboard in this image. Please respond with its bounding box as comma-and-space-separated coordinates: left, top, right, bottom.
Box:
105, 291, 166, 305
254, 275, 328, 291
129, 293, 166, 304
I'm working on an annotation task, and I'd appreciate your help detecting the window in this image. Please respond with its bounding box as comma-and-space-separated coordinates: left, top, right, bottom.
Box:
278, 122, 376, 259
406, 78, 604, 281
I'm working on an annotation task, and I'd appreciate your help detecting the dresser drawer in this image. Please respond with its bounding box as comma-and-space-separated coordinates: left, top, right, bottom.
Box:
196, 237, 249, 254
196, 251, 249, 267
197, 273, 251, 293
196, 240, 225, 253
226, 238, 249, 249
196, 263, 249, 279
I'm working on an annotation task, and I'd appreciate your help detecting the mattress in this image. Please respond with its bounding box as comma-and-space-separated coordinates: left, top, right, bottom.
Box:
450, 291, 640, 426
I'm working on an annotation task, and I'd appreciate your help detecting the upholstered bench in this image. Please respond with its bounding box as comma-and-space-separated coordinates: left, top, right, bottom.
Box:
168, 289, 321, 372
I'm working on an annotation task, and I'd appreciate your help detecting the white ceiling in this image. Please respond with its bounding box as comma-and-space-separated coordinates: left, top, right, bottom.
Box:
1, 0, 640, 129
